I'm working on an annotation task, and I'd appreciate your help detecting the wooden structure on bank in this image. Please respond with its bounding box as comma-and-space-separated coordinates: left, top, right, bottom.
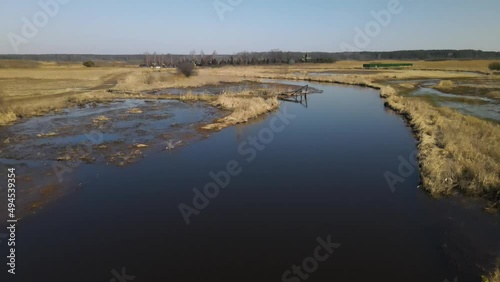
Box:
278, 85, 310, 107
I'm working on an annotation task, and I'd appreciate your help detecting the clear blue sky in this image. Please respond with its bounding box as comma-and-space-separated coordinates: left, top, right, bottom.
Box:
1, 0, 499, 54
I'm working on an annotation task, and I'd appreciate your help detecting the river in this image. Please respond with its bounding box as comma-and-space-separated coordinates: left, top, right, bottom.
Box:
1, 81, 499, 282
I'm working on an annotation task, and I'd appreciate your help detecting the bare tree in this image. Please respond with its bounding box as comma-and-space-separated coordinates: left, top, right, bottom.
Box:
167, 54, 173, 67
270, 49, 284, 64
238, 51, 250, 65
160, 54, 165, 67
144, 52, 151, 66
211, 50, 218, 65
199, 50, 205, 66
190, 50, 196, 63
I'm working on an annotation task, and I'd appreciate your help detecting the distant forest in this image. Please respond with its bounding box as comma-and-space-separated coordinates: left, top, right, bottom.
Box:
1, 50, 499, 67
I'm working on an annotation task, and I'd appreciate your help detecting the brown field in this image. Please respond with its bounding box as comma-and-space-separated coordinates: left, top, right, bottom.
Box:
1, 59, 499, 208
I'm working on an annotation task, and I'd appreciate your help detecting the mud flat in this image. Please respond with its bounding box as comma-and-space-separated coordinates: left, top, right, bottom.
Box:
0, 99, 224, 218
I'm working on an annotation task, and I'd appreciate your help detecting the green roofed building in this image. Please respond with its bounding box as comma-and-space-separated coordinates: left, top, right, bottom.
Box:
363, 63, 413, 68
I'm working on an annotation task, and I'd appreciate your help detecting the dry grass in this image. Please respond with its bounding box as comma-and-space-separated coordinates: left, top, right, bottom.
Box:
484, 266, 500, 282
436, 80, 455, 88
490, 91, 500, 99
202, 94, 279, 131
66, 92, 113, 105
0, 94, 67, 125
294, 60, 496, 72
0, 60, 41, 69
380, 86, 500, 206
0, 89, 122, 126
0, 63, 134, 125
114, 68, 244, 91
92, 115, 110, 123
211, 65, 483, 86
0, 64, 132, 99
0, 96, 15, 125
0, 66, 129, 81
127, 108, 143, 114
175, 92, 215, 102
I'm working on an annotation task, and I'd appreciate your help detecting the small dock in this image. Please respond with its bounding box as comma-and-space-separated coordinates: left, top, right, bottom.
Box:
278, 85, 311, 107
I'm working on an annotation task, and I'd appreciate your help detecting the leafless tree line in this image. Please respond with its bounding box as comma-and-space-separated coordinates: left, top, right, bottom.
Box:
141, 49, 332, 68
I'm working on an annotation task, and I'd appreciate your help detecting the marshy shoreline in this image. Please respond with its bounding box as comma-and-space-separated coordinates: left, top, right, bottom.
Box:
1, 61, 500, 280
1, 63, 499, 210
226, 69, 500, 210
0, 66, 500, 211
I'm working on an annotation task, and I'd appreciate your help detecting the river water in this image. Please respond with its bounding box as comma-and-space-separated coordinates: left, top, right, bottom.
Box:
1, 81, 499, 282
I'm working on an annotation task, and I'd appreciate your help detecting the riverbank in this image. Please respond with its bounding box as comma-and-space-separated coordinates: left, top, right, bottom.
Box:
4, 76, 498, 282
1, 61, 499, 280
244, 71, 500, 210
1, 62, 499, 209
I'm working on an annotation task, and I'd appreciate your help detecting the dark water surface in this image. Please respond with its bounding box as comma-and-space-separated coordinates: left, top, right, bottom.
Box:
2, 81, 499, 282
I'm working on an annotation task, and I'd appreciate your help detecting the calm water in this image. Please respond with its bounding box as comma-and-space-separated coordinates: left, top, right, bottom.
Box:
410, 87, 500, 121
2, 81, 499, 282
